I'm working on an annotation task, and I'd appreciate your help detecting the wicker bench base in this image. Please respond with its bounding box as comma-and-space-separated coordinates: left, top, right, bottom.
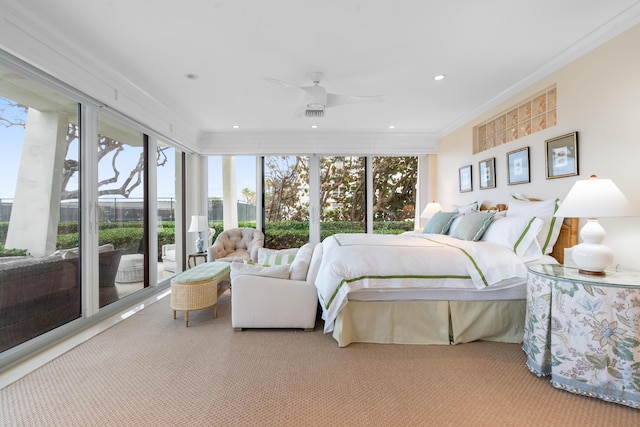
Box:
170, 262, 231, 327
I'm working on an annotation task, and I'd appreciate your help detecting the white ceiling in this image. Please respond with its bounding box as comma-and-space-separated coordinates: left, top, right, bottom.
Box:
6, 0, 640, 139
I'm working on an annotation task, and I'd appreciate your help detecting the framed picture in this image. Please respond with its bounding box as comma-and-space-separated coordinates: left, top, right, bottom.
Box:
546, 132, 578, 179
459, 165, 472, 192
507, 147, 530, 185
479, 157, 496, 190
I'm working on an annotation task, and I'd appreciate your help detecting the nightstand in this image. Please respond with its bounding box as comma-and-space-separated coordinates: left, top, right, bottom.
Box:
524, 264, 640, 408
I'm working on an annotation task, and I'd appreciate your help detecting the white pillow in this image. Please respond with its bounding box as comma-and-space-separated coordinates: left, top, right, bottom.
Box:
257, 247, 299, 266
451, 200, 480, 214
230, 262, 290, 281
289, 243, 314, 281
481, 216, 544, 261
507, 198, 563, 254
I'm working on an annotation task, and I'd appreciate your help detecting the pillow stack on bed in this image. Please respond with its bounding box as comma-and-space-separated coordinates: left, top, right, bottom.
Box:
421, 196, 563, 262
506, 194, 564, 255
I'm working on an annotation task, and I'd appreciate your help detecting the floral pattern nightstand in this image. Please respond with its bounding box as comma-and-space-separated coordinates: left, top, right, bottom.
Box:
524, 264, 640, 409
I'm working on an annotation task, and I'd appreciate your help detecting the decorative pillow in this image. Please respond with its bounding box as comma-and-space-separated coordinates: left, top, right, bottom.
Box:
289, 243, 314, 281
449, 211, 495, 241
450, 200, 480, 214
422, 211, 458, 234
507, 197, 563, 254
257, 247, 299, 266
448, 215, 464, 236
481, 216, 544, 261
230, 262, 290, 281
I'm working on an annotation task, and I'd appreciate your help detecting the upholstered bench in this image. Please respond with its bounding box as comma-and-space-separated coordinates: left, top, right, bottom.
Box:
170, 261, 231, 327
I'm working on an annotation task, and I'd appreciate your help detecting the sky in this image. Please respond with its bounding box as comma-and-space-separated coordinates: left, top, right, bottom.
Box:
0, 100, 255, 201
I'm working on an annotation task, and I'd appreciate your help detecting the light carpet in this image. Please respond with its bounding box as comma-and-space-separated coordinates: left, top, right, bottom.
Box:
1, 292, 638, 426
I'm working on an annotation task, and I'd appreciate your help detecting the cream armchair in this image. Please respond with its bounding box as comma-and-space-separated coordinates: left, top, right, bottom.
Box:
231, 243, 322, 331
207, 228, 264, 263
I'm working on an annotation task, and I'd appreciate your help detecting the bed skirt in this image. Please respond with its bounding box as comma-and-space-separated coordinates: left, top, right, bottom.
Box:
331, 299, 526, 347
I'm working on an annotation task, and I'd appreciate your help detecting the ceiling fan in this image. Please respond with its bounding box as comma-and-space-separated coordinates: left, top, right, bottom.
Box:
264, 72, 387, 118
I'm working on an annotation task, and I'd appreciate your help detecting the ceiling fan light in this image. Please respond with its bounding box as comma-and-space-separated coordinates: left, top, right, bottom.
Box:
305, 109, 324, 118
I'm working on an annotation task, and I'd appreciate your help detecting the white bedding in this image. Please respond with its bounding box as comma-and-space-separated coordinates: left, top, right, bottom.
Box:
316, 232, 534, 333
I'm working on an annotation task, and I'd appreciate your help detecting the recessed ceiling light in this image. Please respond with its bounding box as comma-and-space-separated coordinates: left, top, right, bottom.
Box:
433, 74, 446, 81
232, 125, 239, 129
388, 125, 396, 129
311, 125, 318, 129
184, 73, 199, 80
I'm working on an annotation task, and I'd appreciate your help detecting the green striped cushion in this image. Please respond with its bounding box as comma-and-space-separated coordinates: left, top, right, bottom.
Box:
258, 248, 299, 266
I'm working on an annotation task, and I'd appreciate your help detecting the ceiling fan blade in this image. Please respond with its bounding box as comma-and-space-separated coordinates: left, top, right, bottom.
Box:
292, 102, 306, 119
263, 77, 303, 90
326, 93, 387, 108
301, 85, 327, 106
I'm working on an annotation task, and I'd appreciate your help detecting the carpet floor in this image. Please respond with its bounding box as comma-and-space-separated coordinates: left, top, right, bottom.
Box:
1, 292, 638, 426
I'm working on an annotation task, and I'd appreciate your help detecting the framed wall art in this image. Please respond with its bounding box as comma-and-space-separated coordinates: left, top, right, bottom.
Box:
459, 165, 472, 193
479, 157, 496, 190
507, 147, 530, 185
546, 132, 578, 179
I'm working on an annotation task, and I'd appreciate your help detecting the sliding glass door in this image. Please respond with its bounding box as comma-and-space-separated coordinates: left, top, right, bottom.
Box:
0, 66, 81, 352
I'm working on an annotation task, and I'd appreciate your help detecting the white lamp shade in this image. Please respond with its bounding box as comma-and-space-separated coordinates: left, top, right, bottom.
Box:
554, 176, 634, 275
420, 202, 442, 218
554, 176, 634, 218
188, 215, 208, 232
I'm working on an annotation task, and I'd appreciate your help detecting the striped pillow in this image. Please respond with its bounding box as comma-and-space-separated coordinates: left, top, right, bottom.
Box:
257, 247, 299, 266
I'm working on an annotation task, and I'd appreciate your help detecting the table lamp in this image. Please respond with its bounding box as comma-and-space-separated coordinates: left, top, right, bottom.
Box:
554, 175, 634, 275
188, 215, 209, 253
420, 202, 443, 220
419, 202, 442, 230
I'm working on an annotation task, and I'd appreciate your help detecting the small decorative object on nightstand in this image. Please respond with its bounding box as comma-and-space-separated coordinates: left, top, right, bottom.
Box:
524, 263, 640, 408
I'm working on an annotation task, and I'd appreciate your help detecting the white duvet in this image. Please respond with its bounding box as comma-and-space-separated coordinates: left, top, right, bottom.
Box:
315, 232, 528, 333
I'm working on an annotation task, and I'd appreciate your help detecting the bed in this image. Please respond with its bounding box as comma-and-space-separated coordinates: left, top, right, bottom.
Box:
315, 199, 578, 347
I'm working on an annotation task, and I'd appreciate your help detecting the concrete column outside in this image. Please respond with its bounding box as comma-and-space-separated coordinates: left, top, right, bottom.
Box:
222, 156, 238, 230
5, 108, 68, 257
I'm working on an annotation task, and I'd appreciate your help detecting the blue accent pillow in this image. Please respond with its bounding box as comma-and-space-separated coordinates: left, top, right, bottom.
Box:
422, 211, 458, 234
449, 211, 496, 241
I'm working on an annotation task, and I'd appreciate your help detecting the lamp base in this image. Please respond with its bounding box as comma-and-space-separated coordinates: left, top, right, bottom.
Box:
578, 268, 606, 276
572, 242, 613, 276
195, 236, 204, 253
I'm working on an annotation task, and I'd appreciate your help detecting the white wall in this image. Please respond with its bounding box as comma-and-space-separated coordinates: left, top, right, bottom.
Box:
436, 23, 640, 271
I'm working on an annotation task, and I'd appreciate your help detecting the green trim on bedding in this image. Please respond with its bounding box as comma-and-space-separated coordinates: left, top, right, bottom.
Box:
513, 216, 537, 253
541, 199, 561, 254
424, 237, 489, 287
322, 274, 472, 310
331, 234, 440, 249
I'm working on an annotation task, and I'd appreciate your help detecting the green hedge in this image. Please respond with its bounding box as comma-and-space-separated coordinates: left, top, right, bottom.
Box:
0, 220, 413, 256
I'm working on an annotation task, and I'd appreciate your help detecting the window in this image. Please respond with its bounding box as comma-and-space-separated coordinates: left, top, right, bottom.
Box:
157, 140, 177, 282
208, 156, 257, 232
320, 156, 365, 239
97, 113, 145, 307
372, 156, 417, 234
263, 156, 310, 248
0, 67, 81, 351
